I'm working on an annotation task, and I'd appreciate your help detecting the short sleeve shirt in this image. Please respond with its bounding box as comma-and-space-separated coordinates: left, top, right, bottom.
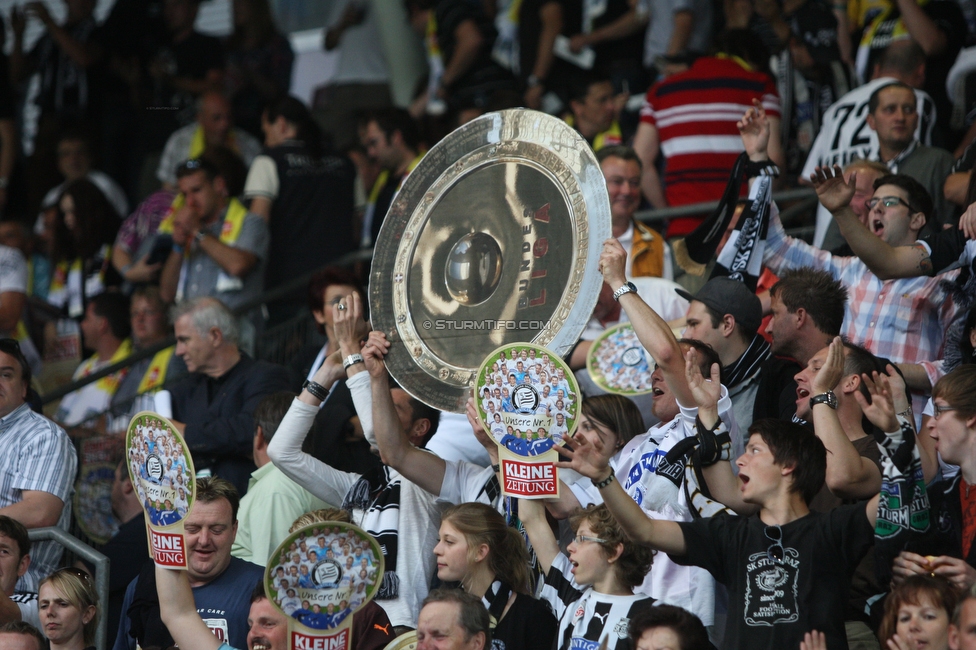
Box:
674, 506, 874, 650
180, 207, 269, 311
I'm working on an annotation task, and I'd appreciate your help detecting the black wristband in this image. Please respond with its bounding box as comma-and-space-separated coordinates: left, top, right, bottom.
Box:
594, 468, 616, 489
744, 159, 780, 179
302, 379, 329, 401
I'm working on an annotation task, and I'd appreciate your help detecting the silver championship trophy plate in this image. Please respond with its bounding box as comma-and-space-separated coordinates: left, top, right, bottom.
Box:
370, 109, 611, 412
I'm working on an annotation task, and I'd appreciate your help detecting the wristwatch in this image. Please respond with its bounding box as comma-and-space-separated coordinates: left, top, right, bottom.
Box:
342, 353, 364, 370
810, 391, 838, 410
194, 230, 208, 246
612, 282, 638, 301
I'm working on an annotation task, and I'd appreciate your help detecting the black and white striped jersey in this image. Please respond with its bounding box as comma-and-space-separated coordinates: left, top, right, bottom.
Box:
540, 554, 656, 650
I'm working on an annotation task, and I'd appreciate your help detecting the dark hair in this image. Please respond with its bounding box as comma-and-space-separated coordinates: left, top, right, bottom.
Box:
628, 604, 711, 650
748, 419, 827, 504
770, 268, 847, 336
56, 128, 92, 155
0, 620, 45, 649
841, 339, 884, 400
441, 503, 533, 594
877, 41, 926, 77
873, 174, 932, 225
678, 338, 724, 385
933, 364, 976, 420
195, 476, 241, 521
306, 267, 366, 334
880, 575, 959, 643
250, 578, 268, 604
52, 178, 120, 263
0, 339, 31, 385
868, 81, 916, 114
362, 108, 422, 152
254, 391, 295, 442
0, 515, 30, 559
227, 0, 278, 50
581, 394, 645, 448
421, 588, 492, 646
596, 145, 643, 171
714, 29, 771, 75
570, 504, 655, 589
567, 71, 612, 105
175, 157, 222, 183
201, 145, 248, 197
266, 95, 327, 159
90, 292, 132, 341
406, 393, 440, 445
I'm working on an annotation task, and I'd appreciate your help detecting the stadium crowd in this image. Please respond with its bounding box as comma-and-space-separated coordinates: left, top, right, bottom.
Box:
2, 0, 976, 649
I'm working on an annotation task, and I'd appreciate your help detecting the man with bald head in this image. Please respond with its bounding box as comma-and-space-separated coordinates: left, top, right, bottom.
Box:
157, 92, 261, 190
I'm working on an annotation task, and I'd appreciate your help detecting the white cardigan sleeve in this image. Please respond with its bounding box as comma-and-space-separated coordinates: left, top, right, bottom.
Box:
266, 398, 361, 506
345, 371, 375, 447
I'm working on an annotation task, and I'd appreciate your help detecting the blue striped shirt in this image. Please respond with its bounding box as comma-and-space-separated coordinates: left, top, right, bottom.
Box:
0, 403, 77, 591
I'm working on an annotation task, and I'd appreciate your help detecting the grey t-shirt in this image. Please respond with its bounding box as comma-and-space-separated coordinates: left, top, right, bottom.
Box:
180, 206, 268, 311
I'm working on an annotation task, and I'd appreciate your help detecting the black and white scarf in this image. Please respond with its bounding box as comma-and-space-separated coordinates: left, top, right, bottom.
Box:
341, 466, 402, 600
874, 414, 930, 586
673, 151, 777, 291
723, 334, 772, 389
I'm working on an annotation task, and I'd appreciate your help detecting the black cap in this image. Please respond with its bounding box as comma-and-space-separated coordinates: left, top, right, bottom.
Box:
676, 277, 762, 335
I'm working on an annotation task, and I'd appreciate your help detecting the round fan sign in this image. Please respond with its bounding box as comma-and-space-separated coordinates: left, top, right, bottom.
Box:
586, 322, 654, 395
126, 411, 195, 568
476, 343, 579, 498
266, 522, 384, 650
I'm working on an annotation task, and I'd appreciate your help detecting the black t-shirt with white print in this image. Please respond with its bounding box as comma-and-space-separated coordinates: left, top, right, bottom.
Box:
541, 554, 656, 650
673, 505, 874, 650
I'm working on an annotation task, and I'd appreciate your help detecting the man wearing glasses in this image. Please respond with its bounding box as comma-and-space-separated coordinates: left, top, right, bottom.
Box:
864, 82, 954, 236
743, 103, 960, 421
0, 339, 76, 593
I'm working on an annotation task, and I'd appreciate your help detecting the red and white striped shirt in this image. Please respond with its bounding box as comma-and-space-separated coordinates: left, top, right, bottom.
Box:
640, 56, 781, 236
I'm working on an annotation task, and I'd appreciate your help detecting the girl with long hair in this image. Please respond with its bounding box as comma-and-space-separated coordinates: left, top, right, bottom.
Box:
434, 502, 556, 649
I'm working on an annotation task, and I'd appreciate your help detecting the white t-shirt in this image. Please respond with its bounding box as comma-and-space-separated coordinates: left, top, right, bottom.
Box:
566, 385, 739, 626
800, 78, 936, 247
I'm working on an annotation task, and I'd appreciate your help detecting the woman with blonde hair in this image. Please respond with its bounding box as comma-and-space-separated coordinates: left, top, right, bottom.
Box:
434, 502, 556, 649
38, 568, 99, 650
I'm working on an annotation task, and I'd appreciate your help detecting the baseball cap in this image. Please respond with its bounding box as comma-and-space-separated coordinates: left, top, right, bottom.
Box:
676, 277, 762, 335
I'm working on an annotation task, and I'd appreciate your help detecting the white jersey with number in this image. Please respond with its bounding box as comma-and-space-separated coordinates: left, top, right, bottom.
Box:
801, 77, 936, 247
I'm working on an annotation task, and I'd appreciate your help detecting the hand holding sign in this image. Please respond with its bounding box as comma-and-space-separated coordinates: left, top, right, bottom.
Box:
475, 343, 579, 498
126, 411, 195, 568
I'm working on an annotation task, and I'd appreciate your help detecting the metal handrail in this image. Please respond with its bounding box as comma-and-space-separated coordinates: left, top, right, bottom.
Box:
38, 247, 375, 405
634, 187, 818, 224
28, 527, 109, 650
38, 187, 821, 405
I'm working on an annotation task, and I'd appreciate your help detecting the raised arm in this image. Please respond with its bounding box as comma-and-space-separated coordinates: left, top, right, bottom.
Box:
811, 165, 933, 279
155, 566, 221, 650
363, 330, 447, 496
556, 431, 686, 555
810, 338, 882, 500
266, 357, 361, 506
686, 350, 757, 515
599, 238, 693, 406
514, 495, 560, 575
